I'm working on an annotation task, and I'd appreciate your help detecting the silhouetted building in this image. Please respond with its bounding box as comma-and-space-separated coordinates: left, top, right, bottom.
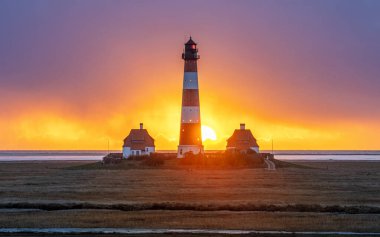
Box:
122, 123, 155, 158
226, 123, 259, 153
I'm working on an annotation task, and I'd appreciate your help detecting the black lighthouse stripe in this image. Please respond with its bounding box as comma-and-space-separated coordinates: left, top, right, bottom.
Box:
180, 123, 202, 145
182, 89, 200, 106
184, 61, 198, 72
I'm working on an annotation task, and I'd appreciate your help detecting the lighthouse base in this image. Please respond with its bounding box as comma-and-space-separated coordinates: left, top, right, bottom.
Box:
177, 145, 204, 158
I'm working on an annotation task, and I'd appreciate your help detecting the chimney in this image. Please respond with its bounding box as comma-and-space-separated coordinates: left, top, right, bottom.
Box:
140, 123, 143, 130
240, 123, 245, 130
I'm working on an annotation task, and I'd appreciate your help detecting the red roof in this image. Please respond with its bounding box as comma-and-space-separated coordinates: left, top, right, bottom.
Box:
226, 129, 259, 150
123, 129, 155, 150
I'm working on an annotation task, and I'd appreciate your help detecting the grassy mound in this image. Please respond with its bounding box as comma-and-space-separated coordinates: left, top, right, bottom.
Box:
68, 152, 310, 170
178, 152, 266, 169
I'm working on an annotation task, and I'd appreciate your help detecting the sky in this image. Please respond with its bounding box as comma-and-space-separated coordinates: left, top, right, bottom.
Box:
0, 0, 380, 150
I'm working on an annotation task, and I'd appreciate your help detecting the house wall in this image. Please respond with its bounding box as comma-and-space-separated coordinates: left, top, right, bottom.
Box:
145, 146, 155, 154
122, 147, 131, 158
250, 146, 259, 153
122, 146, 155, 159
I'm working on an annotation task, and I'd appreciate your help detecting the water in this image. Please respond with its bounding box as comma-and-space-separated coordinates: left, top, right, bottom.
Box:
269, 150, 380, 161
275, 154, 380, 161
0, 150, 379, 161
0, 150, 108, 161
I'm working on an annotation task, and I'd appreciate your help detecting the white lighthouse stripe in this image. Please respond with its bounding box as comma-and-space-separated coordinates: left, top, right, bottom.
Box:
183, 72, 199, 89
181, 106, 200, 123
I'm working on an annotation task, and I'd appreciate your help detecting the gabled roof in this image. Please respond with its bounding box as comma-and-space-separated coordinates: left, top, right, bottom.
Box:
185, 37, 197, 45
123, 129, 155, 150
226, 129, 259, 150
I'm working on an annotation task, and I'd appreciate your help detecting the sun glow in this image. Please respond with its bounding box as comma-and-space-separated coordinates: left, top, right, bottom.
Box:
201, 125, 217, 142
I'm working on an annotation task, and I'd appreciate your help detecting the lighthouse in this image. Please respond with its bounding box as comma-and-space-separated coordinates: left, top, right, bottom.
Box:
177, 37, 203, 158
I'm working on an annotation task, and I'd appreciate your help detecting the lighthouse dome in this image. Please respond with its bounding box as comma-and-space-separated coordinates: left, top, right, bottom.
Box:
185, 37, 197, 45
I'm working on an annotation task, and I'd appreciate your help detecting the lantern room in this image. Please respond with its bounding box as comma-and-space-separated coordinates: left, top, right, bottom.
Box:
182, 37, 200, 60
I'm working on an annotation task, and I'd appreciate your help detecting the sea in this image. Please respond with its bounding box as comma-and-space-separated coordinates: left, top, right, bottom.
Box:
0, 150, 380, 161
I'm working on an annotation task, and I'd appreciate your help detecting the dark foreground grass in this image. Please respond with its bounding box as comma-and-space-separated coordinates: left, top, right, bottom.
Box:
1, 161, 380, 232
1, 202, 380, 214
1, 209, 380, 232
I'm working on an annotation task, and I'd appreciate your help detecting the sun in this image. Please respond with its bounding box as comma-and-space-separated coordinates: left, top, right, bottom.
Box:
201, 125, 217, 142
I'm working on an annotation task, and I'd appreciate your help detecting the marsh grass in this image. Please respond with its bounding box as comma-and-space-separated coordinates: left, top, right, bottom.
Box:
1, 202, 380, 214
0, 161, 380, 231
1, 210, 380, 232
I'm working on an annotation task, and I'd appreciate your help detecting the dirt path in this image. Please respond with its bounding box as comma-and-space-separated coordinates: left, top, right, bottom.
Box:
265, 158, 276, 170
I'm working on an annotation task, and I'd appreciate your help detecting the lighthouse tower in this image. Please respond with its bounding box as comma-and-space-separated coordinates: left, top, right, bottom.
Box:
177, 37, 203, 158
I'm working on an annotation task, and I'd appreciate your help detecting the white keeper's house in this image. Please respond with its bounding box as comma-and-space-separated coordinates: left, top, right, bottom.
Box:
122, 123, 155, 158
226, 123, 260, 153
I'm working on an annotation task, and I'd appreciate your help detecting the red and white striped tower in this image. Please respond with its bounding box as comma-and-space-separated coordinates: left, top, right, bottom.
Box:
177, 37, 203, 158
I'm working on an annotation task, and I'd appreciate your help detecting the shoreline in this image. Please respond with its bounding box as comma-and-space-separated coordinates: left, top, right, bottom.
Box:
1, 159, 380, 163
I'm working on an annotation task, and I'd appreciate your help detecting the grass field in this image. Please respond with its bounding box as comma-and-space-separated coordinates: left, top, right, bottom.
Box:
0, 160, 379, 233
